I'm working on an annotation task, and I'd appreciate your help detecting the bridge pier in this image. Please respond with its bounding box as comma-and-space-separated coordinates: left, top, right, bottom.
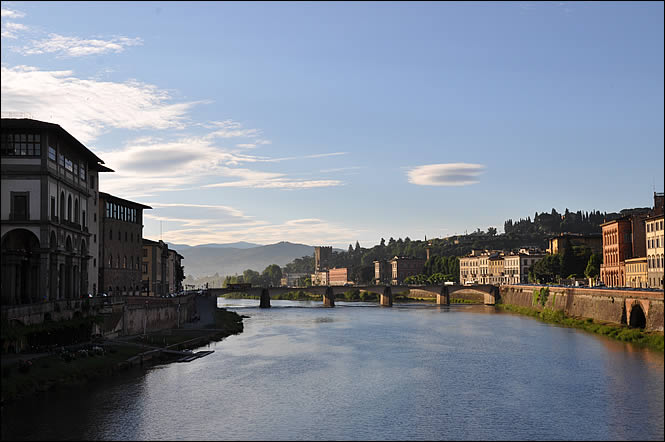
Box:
380, 286, 392, 307
323, 287, 335, 307
259, 288, 271, 308
437, 287, 450, 305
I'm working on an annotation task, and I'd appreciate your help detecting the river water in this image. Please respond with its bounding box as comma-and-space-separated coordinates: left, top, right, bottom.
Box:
2, 300, 664, 441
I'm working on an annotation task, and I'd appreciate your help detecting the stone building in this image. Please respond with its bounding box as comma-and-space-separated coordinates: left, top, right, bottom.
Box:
167, 248, 185, 294
98, 192, 151, 296
547, 233, 602, 255
390, 256, 426, 285
328, 267, 349, 286
625, 257, 648, 288
600, 218, 633, 287
314, 246, 332, 272
645, 214, 664, 289
142, 238, 169, 296
374, 260, 391, 284
503, 251, 545, 285
311, 270, 328, 286
459, 250, 485, 285
488, 255, 505, 285
1, 119, 111, 304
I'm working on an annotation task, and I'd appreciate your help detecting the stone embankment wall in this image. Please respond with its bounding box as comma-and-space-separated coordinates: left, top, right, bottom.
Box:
500, 285, 664, 332
2, 295, 197, 337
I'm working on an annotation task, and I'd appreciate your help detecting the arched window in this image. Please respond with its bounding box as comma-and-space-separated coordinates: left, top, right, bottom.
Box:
117, 255, 120, 268
108, 255, 113, 268
67, 195, 72, 221
74, 198, 79, 223
123, 256, 127, 269
110, 229, 113, 240
60, 191, 65, 220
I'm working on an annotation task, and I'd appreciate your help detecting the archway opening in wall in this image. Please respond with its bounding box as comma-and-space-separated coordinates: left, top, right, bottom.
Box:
629, 304, 646, 329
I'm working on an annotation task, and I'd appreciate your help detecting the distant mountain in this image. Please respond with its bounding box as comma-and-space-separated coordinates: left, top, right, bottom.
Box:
168, 241, 263, 250
177, 241, 315, 279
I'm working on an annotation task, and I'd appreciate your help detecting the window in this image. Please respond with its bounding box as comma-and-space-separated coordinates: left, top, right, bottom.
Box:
64, 157, 73, 172
67, 195, 72, 221
143, 248, 147, 257
82, 210, 86, 228
58, 153, 65, 167
1, 133, 41, 156
108, 255, 113, 268
123, 256, 127, 269
51, 197, 56, 219
142, 263, 148, 273
125, 232, 128, 241
93, 258, 96, 267
73, 162, 78, 177
48, 146, 56, 161
94, 234, 96, 243
74, 199, 79, 223
11, 194, 28, 220
93, 213, 97, 222
118, 231, 121, 241
105, 202, 111, 218
60, 191, 65, 220
79, 164, 86, 181
109, 229, 113, 240
90, 176, 95, 189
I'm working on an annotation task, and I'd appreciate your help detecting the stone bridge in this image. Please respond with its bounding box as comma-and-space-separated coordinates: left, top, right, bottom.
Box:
206, 284, 499, 308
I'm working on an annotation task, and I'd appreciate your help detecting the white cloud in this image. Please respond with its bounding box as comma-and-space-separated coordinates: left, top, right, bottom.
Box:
19, 33, 143, 57
407, 163, 486, 186
202, 167, 343, 189
1, 21, 27, 38
1, 65, 200, 142
1, 8, 25, 19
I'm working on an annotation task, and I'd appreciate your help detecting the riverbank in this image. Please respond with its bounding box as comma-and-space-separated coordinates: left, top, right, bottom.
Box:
220, 291, 483, 304
497, 303, 664, 352
0, 307, 245, 405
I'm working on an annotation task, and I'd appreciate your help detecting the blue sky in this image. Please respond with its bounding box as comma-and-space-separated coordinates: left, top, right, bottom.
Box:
2, 1, 663, 248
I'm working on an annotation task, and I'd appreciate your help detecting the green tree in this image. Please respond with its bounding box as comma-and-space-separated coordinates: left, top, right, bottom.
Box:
584, 253, 602, 285
487, 227, 497, 236
243, 269, 261, 286
529, 254, 561, 284
262, 264, 283, 286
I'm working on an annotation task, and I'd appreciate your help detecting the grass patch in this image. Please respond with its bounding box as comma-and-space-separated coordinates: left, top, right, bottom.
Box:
497, 304, 664, 352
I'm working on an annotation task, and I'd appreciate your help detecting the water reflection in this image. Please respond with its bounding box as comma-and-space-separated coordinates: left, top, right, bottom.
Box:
2, 299, 663, 441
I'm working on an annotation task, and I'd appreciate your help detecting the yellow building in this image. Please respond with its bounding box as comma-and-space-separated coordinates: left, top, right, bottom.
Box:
625, 257, 648, 289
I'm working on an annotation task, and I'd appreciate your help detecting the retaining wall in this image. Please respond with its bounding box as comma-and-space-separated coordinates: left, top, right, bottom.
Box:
500, 285, 664, 332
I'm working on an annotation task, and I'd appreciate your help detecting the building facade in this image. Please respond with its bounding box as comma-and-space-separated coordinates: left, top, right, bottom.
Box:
488, 255, 505, 285
98, 193, 151, 296
645, 214, 664, 289
167, 248, 185, 294
390, 256, 426, 285
373, 260, 391, 284
600, 218, 633, 287
314, 246, 332, 272
625, 257, 648, 288
280, 272, 307, 287
328, 267, 349, 286
142, 238, 169, 296
1, 119, 111, 304
547, 233, 602, 255
311, 270, 328, 286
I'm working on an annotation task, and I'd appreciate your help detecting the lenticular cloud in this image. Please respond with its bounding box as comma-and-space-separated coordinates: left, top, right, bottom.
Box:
407, 163, 485, 186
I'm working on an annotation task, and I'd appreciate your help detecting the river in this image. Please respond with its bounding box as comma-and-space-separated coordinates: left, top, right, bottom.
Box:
2, 300, 663, 441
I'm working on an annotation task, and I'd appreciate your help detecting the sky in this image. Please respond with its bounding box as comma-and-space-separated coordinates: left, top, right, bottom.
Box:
2, 1, 663, 249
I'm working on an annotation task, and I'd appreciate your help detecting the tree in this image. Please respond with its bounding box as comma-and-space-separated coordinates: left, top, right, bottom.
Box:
262, 264, 283, 287
487, 227, 497, 236
584, 253, 602, 285
243, 269, 261, 286
529, 254, 561, 284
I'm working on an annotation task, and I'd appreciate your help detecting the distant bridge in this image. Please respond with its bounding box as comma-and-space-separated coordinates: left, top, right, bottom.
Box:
206, 284, 499, 308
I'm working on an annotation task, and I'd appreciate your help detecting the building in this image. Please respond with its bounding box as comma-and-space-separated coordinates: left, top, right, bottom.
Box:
314, 246, 332, 272
328, 267, 349, 286
311, 270, 328, 286
645, 214, 664, 289
547, 233, 602, 255
142, 238, 169, 296
488, 255, 505, 285
390, 256, 426, 285
98, 193, 151, 296
280, 272, 308, 287
625, 257, 648, 289
374, 260, 391, 284
459, 253, 481, 285
503, 251, 544, 285
1, 119, 111, 304
600, 218, 633, 287
167, 248, 185, 294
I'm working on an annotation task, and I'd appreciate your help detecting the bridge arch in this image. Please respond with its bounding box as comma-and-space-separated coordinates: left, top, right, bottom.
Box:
628, 302, 646, 329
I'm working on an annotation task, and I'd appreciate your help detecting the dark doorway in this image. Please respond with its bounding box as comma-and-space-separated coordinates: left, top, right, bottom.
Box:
629, 304, 646, 329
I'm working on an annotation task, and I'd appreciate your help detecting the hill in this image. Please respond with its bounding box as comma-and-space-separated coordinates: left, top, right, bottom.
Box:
178, 241, 315, 280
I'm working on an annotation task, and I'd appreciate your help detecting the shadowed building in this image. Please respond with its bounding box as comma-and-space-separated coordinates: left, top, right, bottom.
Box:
167, 248, 185, 294
390, 256, 426, 284
98, 193, 151, 296
314, 246, 332, 272
374, 260, 391, 284
1, 119, 111, 304
547, 233, 602, 255
142, 238, 169, 296
329, 267, 349, 286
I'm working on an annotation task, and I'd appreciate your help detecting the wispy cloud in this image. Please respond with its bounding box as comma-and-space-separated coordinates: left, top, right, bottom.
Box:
19, 33, 143, 57
1, 65, 200, 142
202, 167, 344, 189
407, 163, 486, 186
1, 8, 27, 38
